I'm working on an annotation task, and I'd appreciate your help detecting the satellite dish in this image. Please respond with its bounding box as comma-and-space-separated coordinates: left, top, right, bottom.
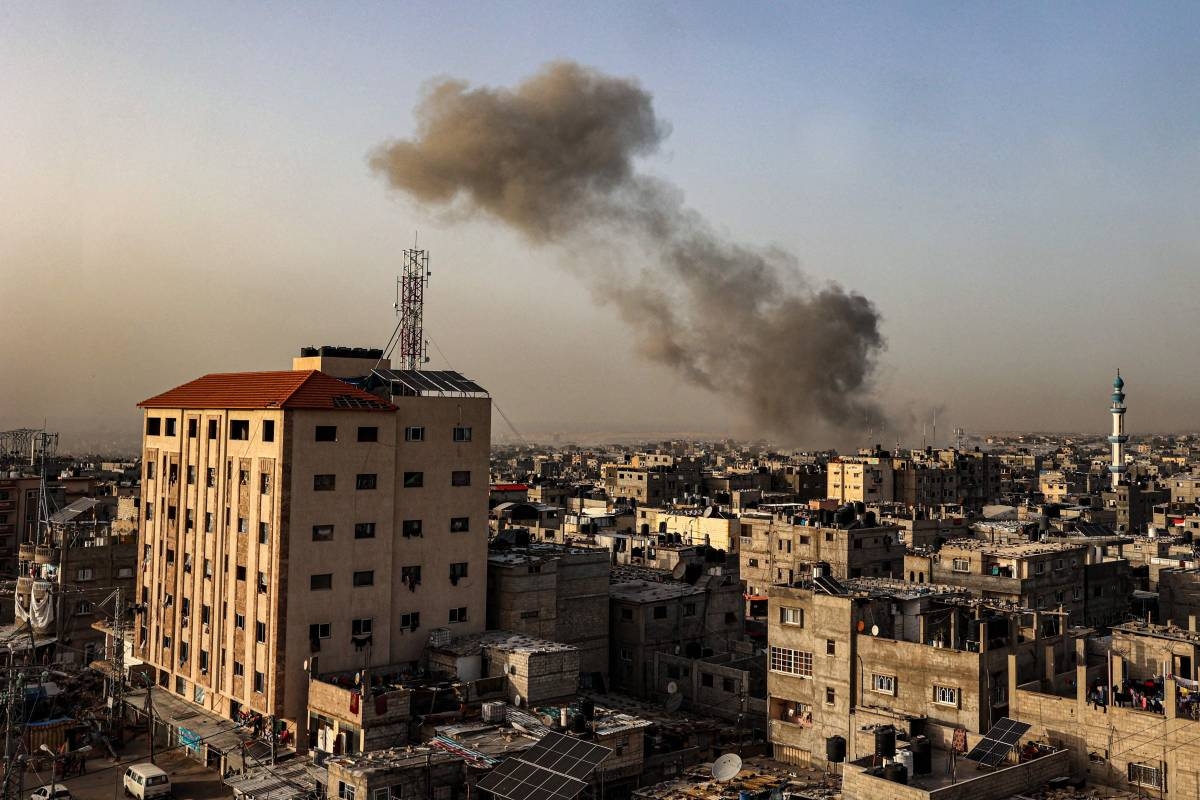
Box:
665, 693, 684, 712
302, 659, 309, 672
712, 753, 743, 782
354, 672, 362, 686
667, 681, 679, 695
870, 625, 880, 637
672, 561, 688, 580
513, 693, 523, 708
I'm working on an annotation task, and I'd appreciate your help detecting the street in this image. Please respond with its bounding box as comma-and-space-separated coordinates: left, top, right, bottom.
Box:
19, 732, 231, 800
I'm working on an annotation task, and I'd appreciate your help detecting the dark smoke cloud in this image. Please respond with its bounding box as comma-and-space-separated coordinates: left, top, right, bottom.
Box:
370, 61, 886, 439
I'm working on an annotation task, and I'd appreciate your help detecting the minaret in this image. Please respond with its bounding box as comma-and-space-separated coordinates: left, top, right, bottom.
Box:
1108, 370, 1128, 489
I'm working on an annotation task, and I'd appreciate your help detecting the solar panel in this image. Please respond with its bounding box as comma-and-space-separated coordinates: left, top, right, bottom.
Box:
373, 368, 488, 397
813, 574, 848, 595
477, 731, 611, 800
964, 717, 1031, 767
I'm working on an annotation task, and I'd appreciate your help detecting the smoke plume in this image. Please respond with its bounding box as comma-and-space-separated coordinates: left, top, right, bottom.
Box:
370, 61, 886, 439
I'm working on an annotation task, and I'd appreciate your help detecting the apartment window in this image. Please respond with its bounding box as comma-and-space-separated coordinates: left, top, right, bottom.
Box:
239, 469, 249, 486
620, 608, 633, 621
1035, 561, 1046, 574
402, 519, 423, 537
162, 634, 172, 649
449, 607, 468, 624
400, 612, 420, 630
780, 607, 804, 626
204, 559, 213, 578
187, 418, 198, 438
405, 426, 425, 442
403, 472, 424, 488
229, 420, 250, 440
356, 473, 377, 490
315, 425, 338, 442
1128, 762, 1164, 790
236, 565, 246, 581
619, 648, 632, 662
352, 425, 377, 443
683, 602, 697, 617
723, 677, 737, 693
259, 522, 270, 544
352, 618, 373, 637
238, 516, 248, 534
451, 470, 471, 487
312, 525, 334, 542
825, 687, 836, 705
769, 647, 813, 677
165, 418, 177, 436
354, 522, 376, 539
166, 549, 175, 564
450, 516, 470, 533
199, 650, 209, 672
826, 639, 837, 655
206, 468, 216, 488
146, 417, 161, 436
167, 506, 177, 521
179, 642, 190, 662
257, 571, 268, 593
235, 613, 245, 629
952, 558, 970, 572
76, 568, 94, 581
401, 565, 422, 587
872, 674, 897, 695
453, 426, 472, 442
653, 606, 668, 620
311, 573, 333, 590
799, 535, 810, 545
701, 672, 714, 688
117, 567, 134, 579
824, 532, 834, 542
309, 623, 331, 640
260, 473, 271, 494
186, 465, 196, 485
201, 604, 211, 625
254, 672, 265, 693
314, 474, 336, 491
1094, 585, 1104, 598
1073, 587, 1082, 601
207, 419, 218, 439
262, 420, 275, 442
339, 783, 356, 800
353, 570, 375, 587
233, 661, 244, 677
449, 562, 468, 583
933, 685, 959, 706
255, 621, 267, 643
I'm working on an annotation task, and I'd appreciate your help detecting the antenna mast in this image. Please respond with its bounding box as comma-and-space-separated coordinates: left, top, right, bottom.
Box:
393, 248, 431, 371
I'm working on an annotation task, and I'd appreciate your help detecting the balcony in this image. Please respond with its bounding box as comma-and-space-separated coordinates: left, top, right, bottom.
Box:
34, 546, 60, 565
19, 543, 36, 561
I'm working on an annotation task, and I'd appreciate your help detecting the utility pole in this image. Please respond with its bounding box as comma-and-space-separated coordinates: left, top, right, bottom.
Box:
2, 666, 27, 800
144, 678, 156, 765
110, 586, 125, 742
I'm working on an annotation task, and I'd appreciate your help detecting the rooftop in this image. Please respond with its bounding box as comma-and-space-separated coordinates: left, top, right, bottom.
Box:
940, 539, 1086, 557
326, 746, 461, 777
609, 579, 706, 603
138, 370, 395, 411
432, 630, 579, 657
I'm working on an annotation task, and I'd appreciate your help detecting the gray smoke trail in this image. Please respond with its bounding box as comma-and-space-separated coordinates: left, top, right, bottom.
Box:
370, 61, 886, 439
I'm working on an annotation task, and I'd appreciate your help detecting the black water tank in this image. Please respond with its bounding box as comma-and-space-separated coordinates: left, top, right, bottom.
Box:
825, 735, 846, 763
874, 725, 896, 759
911, 736, 932, 775
580, 698, 595, 720
883, 762, 908, 785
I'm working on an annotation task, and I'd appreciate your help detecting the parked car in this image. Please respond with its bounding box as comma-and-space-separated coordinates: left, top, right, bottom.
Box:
29, 785, 72, 800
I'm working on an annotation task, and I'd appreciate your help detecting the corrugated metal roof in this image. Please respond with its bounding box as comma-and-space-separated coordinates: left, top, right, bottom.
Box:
138, 371, 395, 412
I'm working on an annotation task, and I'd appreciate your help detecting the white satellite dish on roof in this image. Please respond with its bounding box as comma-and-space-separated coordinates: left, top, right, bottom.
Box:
672, 561, 688, 580
870, 624, 880, 637
712, 753, 743, 782
667, 681, 679, 695
513, 693, 523, 708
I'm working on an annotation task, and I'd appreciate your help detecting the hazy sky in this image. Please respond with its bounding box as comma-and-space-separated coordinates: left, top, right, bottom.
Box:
3, 2, 1199, 450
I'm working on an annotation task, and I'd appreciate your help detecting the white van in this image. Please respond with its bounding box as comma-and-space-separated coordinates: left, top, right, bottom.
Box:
123, 763, 170, 799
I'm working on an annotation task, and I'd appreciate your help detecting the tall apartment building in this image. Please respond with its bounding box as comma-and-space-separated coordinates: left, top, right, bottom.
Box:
135, 358, 490, 742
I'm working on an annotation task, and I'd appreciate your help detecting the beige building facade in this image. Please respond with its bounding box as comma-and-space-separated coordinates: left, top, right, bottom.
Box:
135, 363, 490, 744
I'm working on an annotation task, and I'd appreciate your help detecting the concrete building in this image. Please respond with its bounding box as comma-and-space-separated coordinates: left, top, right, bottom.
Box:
765, 577, 1072, 769
485, 542, 610, 680
609, 556, 743, 698
827, 457, 894, 505
738, 507, 903, 598
135, 354, 490, 745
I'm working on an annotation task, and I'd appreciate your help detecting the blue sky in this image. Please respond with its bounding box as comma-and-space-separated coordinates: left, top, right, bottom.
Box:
3, 2, 1198, 446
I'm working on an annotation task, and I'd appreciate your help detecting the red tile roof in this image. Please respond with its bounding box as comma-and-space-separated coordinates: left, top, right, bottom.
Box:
138, 371, 396, 412
491, 483, 530, 492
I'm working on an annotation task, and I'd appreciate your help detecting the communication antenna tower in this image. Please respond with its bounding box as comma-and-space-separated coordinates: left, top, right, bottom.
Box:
391, 247, 431, 370
954, 427, 966, 450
